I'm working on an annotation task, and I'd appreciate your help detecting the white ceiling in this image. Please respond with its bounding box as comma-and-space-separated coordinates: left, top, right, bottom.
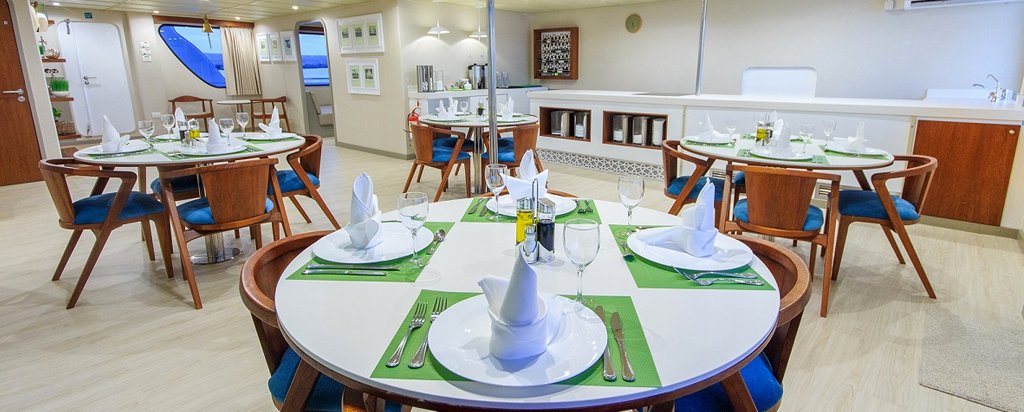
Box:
44, 0, 664, 21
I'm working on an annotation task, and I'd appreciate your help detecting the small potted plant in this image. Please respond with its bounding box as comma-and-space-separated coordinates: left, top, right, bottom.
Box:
50, 78, 69, 97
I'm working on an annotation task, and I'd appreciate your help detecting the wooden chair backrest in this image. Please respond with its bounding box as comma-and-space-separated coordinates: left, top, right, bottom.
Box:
250, 96, 291, 132
411, 123, 467, 164
161, 158, 278, 228
240, 231, 330, 374
170, 95, 214, 118
288, 135, 323, 179
734, 235, 811, 383
661, 140, 715, 196
481, 123, 542, 169
875, 155, 937, 213
38, 158, 136, 226
727, 164, 840, 236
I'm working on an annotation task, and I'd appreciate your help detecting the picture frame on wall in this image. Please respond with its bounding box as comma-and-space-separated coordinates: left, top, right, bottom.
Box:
533, 27, 579, 80
257, 34, 270, 62
338, 13, 384, 54
269, 32, 283, 62
346, 58, 380, 95
280, 31, 297, 61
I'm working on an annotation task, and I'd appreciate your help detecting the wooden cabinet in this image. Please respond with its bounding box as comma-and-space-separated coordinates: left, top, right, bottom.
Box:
913, 120, 1019, 226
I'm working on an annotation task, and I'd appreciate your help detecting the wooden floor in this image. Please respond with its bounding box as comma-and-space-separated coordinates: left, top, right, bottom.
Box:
1, 140, 1020, 411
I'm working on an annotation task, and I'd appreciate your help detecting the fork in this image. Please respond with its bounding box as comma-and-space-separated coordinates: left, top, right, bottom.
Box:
693, 278, 764, 287
585, 199, 595, 213
672, 267, 758, 280
385, 302, 427, 367
576, 199, 586, 214
408, 297, 447, 368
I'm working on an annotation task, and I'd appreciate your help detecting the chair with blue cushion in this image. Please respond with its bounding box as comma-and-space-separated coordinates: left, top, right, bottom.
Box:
39, 158, 174, 309
241, 231, 407, 412
480, 123, 543, 177
160, 157, 290, 309
662, 140, 724, 217
421, 126, 474, 182
403, 123, 471, 201
275, 135, 340, 230
829, 155, 938, 317
672, 235, 811, 412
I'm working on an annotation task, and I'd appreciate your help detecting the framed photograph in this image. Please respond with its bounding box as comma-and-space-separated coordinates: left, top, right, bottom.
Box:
280, 31, 296, 61
533, 27, 579, 80
268, 32, 283, 62
346, 59, 380, 95
338, 13, 384, 54
257, 34, 270, 62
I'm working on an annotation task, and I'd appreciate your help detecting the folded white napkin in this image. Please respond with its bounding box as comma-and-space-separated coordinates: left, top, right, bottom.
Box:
173, 108, 186, 133
636, 178, 718, 257
499, 96, 515, 121
435, 104, 457, 121
503, 150, 547, 200
344, 173, 384, 250
697, 113, 728, 141
478, 253, 563, 359
205, 120, 227, 153
771, 119, 793, 155
100, 115, 129, 153
448, 97, 459, 115
847, 121, 867, 153
258, 107, 283, 138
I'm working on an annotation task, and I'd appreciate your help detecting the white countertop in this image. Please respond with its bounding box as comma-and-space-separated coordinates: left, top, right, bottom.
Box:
528, 90, 1024, 123
409, 86, 547, 99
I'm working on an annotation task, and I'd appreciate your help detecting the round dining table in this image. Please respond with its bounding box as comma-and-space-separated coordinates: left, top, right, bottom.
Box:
73, 133, 305, 264
275, 198, 781, 411
420, 114, 539, 193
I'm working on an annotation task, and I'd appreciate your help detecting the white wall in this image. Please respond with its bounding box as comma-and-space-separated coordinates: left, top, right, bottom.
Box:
530, 0, 1024, 99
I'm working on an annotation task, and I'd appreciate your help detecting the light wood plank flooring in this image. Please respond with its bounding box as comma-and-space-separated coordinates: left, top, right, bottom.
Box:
1, 140, 1020, 411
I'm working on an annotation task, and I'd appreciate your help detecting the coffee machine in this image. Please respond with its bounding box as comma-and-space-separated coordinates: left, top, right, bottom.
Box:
468, 63, 487, 90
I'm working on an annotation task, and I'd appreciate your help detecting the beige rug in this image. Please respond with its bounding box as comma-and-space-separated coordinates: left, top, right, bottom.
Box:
919, 311, 1024, 412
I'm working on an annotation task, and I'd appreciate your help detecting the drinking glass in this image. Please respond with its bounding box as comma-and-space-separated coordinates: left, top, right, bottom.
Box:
822, 120, 837, 145
617, 176, 645, 238
218, 118, 235, 143
459, 101, 469, 114
564, 218, 600, 305
799, 123, 814, 153
236, 112, 250, 136
398, 192, 429, 268
138, 120, 155, 142
485, 164, 508, 221
160, 114, 175, 135
725, 118, 737, 140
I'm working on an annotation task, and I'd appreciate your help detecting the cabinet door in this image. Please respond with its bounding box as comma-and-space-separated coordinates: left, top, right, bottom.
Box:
913, 120, 1019, 226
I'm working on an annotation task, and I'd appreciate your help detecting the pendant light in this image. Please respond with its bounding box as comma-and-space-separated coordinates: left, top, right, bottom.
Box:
469, 5, 487, 40
202, 15, 214, 47
427, 18, 449, 36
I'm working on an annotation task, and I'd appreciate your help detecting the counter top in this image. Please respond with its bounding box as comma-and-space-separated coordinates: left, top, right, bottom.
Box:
409, 86, 547, 99
527, 90, 1024, 123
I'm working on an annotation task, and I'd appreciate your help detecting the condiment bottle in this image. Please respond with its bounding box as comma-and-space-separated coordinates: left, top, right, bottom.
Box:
536, 198, 555, 263
515, 197, 534, 245
520, 225, 538, 263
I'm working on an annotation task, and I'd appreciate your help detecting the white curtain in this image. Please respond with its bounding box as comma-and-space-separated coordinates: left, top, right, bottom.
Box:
222, 27, 262, 96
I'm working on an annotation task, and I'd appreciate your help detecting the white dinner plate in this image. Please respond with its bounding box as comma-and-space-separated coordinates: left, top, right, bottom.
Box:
80, 140, 152, 155
241, 132, 298, 141
685, 135, 732, 145
428, 295, 606, 387
312, 223, 432, 264
151, 133, 188, 141
626, 228, 754, 271
824, 142, 890, 157
749, 147, 814, 161
179, 144, 247, 156
486, 194, 577, 217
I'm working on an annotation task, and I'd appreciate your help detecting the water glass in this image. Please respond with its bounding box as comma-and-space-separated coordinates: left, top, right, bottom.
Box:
138, 120, 155, 142
236, 112, 250, 136
160, 114, 175, 135
725, 118, 737, 140
218, 118, 235, 142
459, 101, 469, 114
485, 164, 508, 220
799, 123, 814, 153
822, 120, 837, 144
398, 192, 429, 268
617, 176, 645, 238
564, 218, 600, 305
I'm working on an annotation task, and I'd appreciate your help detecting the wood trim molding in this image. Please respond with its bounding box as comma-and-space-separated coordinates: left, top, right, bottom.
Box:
151, 15, 254, 29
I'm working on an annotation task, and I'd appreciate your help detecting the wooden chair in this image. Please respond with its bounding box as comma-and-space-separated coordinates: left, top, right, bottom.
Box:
670, 235, 811, 412
719, 164, 840, 318
160, 158, 291, 309
250, 96, 292, 132
480, 123, 544, 176
169, 95, 215, 130
662, 140, 725, 216
830, 155, 938, 316
428, 126, 474, 179
277, 135, 340, 229
403, 123, 471, 202
240, 231, 405, 412
39, 158, 174, 309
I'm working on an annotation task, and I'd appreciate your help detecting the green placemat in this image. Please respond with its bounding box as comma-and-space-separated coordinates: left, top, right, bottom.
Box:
370, 290, 661, 388
737, 149, 829, 166
459, 198, 602, 224
286, 222, 455, 283
683, 140, 736, 149
86, 148, 159, 159
820, 145, 891, 160
609, 225, 775, 291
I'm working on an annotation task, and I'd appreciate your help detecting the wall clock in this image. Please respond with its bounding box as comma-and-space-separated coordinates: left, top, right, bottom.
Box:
626, 14, 642, 33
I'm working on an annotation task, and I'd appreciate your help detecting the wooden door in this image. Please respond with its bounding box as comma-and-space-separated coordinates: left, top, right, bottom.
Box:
0, 0, 43, 185
913, 120, 1019, 226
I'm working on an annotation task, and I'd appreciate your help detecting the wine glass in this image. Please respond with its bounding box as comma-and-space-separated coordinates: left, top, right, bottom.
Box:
138, 120, 155, 142
564, 218, 600, 305
822, 120, 837, 145
459, 101, 469, 115
485, 164, 508, 221
725, 118, 737, 140
236, 112, 250, 137
398, 192, 429, 268
218, 118, 235, 143
799, 123, 814, 153
617, 176, 645, 238
160, 114, 175, 136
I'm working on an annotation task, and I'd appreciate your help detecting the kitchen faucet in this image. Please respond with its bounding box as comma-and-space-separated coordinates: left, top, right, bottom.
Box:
974, 74, 1009, 102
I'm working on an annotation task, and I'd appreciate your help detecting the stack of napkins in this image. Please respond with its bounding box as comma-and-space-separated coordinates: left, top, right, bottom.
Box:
258, 107, 283, 139
478, 253, 563, 359
503, 150, 548, 200
205, 120, 227, 153
696, 113, 729, 142
100, 115, 129, 153
636, 178, 718, 257
345, 173, 384, 250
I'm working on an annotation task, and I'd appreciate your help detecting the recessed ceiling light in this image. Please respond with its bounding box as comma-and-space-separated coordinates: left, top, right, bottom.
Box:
291, 5, 298, 10
235, 17, 241, 20
153, 10, 160, 14
52, 2, 61, 6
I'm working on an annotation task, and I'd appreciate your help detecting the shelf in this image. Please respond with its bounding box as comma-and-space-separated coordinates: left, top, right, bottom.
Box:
538, 106, 591, 141
50, 96, 74, 102
602, 139, 660, 150
603, 110, 667, 150
42, 57, 66, 63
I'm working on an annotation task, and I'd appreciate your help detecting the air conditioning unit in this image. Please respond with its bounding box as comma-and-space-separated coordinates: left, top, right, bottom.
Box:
885, 0, 1023, 10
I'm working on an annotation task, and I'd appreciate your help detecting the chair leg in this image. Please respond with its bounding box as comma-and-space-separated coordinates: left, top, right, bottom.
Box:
252, 224, 263, 249
808, 242, 818, 275
791, 239, 798, 247
169, 217, 202, 309
140, 218, 156, 261
820, 231, 839, 317
434, 164, 456, 202
272, 222, 281, 241
308, 191, 341, 230
720, 372, 757, 412
454, 163, 461, 176
154, 215, 175, 279
234, 229, 240, 239
416, 164, 425, 183
463, 162, 471, 198
281, 360, 318, 411
881, 225, 906, 264
831, 217, 853, 281
893, 222, 937, 299
53, 230, 84, 281
403, 163, 418, 193
66, 229, 113, 309
289, 196, 313, 224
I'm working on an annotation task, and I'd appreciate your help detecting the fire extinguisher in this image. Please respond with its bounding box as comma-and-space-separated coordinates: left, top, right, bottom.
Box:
405, 101, 421, 142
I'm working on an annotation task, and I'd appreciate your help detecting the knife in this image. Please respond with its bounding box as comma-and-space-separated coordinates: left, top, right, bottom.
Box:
594, 306, 617, 381
478, 199, 489, 217
467, 198, 482, 214
302, 269, 388, 276
306, 264, 400, 271
611, 312, 636, 382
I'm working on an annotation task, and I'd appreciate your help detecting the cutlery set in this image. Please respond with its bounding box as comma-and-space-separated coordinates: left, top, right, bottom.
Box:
594, 305, 635, 382
575, 199, 594, 214
467, 198, 491, 218
388, 297, 449, 369
671, 266, 764, 286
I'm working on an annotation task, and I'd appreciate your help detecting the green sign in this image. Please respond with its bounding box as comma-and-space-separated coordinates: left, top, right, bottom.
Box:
83, 12, 93, 19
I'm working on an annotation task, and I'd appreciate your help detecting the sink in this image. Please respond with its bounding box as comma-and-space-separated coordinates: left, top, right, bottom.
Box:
634, 92, 693, 97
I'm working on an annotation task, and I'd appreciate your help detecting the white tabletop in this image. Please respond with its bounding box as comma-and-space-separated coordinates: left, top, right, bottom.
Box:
73, 134, 304, 167
681, 137, 894, 170
217, 99, 252, 105
276, 198, 780, 410
420, 114, 539, 128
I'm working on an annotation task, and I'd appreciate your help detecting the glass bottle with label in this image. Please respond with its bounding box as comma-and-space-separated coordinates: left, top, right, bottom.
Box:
536, 198, 555, 263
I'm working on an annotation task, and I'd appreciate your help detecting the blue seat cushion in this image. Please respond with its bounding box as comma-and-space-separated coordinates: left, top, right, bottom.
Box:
734, 198, 824, 232
431, 147, 470, 163
433, 137, 475, 149
667, 176, 725, 201
72, 192, 166, 225
274, 170, 320, 194
481, 149, 516, 163
269, 348, 403, 412
839, 190, 921, 221
675, 353, 783, 412
733, 171, 746, 185
177, 197, 274, 226
150, 176, 202, 194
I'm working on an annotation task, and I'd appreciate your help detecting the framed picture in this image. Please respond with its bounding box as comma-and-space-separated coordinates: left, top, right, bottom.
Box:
346, 58, 380, 95
268, 32, 283, 62
533, 27, 579, 80
280, 31, 296, 61
257, 34, 270, 62
338, 13, 384, 54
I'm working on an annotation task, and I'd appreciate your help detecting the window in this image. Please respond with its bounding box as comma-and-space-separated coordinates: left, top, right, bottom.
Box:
299, 32, 329, 87
158, 24, 225, 88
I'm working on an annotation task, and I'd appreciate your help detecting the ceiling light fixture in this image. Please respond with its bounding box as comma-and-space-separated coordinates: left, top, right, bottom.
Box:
201, 15, 214, 47
469, 5, 486, 40
427, 18, 449, 37
153, 10, 160, 14
52, 2, 60, 6
291, 5, 298, 10
235, 17, 241, 20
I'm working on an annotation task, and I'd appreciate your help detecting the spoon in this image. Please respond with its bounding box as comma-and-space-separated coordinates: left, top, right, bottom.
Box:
426, 229, 446, 255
